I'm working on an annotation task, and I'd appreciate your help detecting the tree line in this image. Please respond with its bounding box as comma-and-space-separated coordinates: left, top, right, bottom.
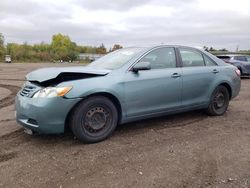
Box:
1, 33, 249, 63
0, 33, 122, 62
203, 46, 250, 55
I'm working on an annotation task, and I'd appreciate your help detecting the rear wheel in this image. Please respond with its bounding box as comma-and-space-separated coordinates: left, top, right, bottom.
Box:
206, 85, 229, 116
70, 96, 118, 143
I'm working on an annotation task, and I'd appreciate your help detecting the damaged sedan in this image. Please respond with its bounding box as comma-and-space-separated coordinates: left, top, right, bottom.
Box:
15, 45, 241, 143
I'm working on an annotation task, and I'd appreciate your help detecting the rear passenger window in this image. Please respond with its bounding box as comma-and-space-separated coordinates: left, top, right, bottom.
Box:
203, 55, 217, 66
179, 49, 205, 67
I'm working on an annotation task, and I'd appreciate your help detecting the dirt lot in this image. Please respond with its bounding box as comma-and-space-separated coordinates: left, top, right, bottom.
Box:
0, 63, 249, 188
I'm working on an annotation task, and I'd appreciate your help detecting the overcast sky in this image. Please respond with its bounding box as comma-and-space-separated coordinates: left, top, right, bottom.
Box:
0, 0, 250, 50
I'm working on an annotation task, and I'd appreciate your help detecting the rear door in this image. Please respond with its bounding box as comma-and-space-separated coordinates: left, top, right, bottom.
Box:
178, 47, 219, 107
124, 47, 182, 118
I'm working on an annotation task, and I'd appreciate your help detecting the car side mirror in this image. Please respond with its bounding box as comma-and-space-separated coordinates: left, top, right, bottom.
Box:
132, 62, 151, 73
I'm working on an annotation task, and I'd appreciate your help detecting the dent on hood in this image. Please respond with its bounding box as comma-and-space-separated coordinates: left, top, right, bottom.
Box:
30, 72, 106, 87
26, 67, 110, 87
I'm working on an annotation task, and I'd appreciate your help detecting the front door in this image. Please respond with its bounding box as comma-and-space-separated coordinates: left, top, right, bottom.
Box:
124, 47, 182, 118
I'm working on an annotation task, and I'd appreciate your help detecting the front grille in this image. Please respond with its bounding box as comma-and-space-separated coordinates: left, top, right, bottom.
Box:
20, 85, 37, 97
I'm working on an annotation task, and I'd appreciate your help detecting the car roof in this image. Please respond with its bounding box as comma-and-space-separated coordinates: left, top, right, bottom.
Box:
127, 45, 205, 52
150, 45, 201, 49
127, 45, 202, 49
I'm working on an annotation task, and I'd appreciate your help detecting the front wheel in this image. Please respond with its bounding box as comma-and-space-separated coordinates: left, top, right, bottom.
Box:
70, 96, 118, 143
206, 85, 229, 116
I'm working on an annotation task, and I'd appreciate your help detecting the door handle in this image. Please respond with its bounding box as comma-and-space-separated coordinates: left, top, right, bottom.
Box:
212, 69, 219, 74
171, 73, 181, 78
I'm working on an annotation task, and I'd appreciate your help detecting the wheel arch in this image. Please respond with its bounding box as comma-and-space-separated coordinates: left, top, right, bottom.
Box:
65, 92, 123, 132
218, 82, 232, 100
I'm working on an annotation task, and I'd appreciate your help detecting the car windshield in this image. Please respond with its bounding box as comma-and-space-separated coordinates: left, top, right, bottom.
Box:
88, 47, 144, 70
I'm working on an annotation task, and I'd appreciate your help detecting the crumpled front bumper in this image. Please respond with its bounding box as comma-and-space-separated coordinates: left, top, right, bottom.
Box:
15, 93, 81, 134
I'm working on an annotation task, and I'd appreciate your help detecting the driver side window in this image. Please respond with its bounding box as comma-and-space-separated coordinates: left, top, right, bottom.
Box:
139, 47, 176, 69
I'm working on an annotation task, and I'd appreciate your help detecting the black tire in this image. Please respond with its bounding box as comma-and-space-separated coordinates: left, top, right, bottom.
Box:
70, 96, 118, 143
206, 85, 229, 116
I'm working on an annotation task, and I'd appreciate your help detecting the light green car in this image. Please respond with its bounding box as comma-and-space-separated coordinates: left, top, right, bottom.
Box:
15, 45, 241, 143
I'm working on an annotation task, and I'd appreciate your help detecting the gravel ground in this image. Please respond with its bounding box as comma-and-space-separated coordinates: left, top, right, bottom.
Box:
0, 63, 249, 188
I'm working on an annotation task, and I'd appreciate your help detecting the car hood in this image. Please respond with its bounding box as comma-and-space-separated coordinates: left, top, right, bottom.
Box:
26, 66, 111, 82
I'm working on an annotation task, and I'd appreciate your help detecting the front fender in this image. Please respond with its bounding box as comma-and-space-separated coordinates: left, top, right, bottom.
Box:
59, 76, 127, 121
63, 78, 124, 101
76, 88, 123, 102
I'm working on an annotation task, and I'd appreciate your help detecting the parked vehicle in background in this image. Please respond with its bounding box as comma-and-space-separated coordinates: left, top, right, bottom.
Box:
16, 45, 241, 143
216, 54, 250, 76
5, 55, 11, 63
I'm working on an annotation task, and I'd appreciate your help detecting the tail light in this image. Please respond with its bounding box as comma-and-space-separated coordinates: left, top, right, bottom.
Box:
235, 69, 241, 77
